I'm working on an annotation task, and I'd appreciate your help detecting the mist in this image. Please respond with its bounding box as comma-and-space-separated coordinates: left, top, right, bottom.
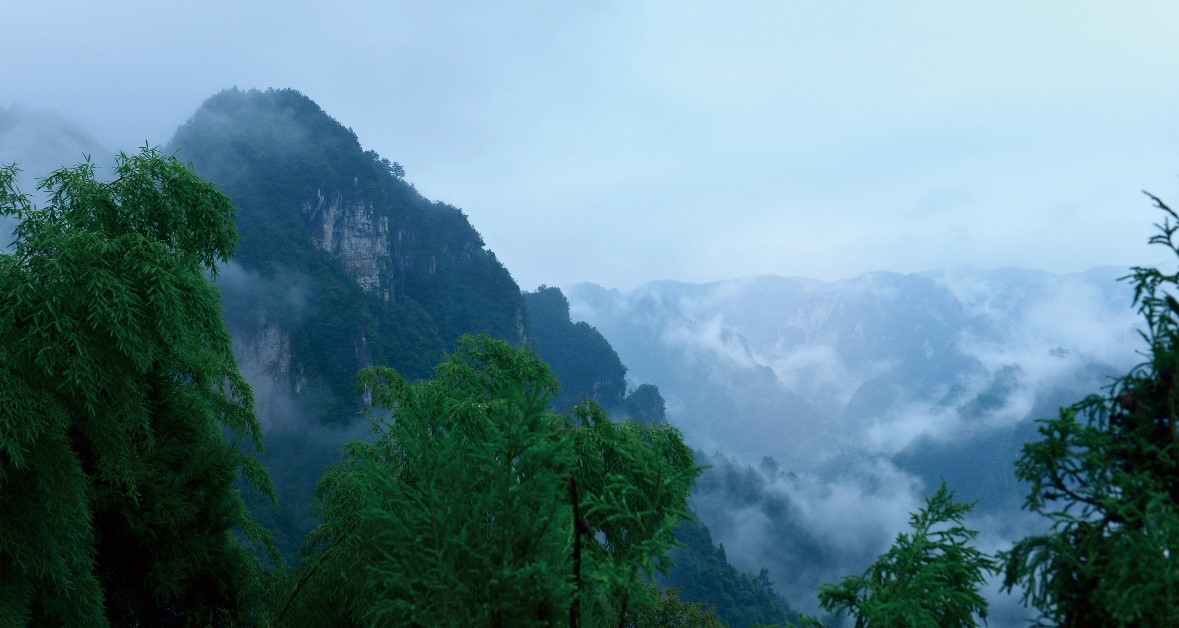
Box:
568, 267, 1144, 619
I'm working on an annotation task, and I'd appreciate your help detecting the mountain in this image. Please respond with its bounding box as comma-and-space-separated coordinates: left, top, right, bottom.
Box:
9, 92, 1137, 621
568, 269, 1137, 470
566, 281, 832, 464
0, 93, 813, 620
524, 285, 686, 427
165, 88, 545, 557
169, 88, 527, 429
664, 519, 808, 627
523, 285, 628, 411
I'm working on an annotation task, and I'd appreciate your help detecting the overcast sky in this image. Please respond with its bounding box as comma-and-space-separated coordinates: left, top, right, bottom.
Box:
4, 1, 1179, 290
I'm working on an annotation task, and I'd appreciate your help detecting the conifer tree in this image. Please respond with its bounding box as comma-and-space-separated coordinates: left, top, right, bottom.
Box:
1001, 194, 1179, 625
0, 149, 272, 626
570, 402, 699, 625
814, 481, 996, 628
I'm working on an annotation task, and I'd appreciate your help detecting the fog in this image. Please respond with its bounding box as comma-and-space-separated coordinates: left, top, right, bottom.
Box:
567, 267, 1144, 619
1, 97, 1160, 622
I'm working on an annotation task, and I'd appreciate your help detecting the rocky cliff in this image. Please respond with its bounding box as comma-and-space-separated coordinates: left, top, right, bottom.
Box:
169, 88, 527, 427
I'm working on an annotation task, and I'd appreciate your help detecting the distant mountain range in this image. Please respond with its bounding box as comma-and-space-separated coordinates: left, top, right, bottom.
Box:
568, 267, 1137, 471
566, 268, 1142, 621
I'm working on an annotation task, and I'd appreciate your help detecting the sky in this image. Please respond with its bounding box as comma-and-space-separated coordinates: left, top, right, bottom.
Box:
4, 1, 1179, 290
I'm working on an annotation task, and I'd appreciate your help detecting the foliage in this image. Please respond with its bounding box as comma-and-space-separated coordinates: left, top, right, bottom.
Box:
277, 335, 700, 626
0, 149, 272, 626
815, 481, 996, 628
570, 402, 700, 624
625, 585, 726, 627
1000, 194, 1179, 626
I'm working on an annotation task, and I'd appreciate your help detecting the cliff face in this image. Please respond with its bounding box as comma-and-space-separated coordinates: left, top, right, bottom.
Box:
233, 322, 311, 428
303, 190, 391, 294
169, 88, 527, 426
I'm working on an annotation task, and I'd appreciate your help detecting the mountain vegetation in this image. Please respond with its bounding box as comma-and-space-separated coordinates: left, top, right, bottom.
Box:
12, 87, 1179, 625
169, 87, 526, 408
524, 286, 627, 411
0, 145, 721, 626
523, 286, 671, 426
623, 383, 668, 425
663, 521, 805, 627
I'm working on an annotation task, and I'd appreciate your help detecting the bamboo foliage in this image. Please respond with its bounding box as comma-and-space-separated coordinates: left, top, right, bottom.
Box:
0, 149, 272, 626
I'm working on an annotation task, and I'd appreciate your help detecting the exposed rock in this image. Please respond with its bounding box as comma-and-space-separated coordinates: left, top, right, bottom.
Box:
303, 188, 391, 293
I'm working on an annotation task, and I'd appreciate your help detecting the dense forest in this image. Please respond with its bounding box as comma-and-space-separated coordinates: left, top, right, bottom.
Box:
3, 87, 1179, 626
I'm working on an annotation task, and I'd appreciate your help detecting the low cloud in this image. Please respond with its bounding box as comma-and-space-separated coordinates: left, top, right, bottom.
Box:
662, 314, 760, 370
692, 453, 924, 616
768, 345, 892, 419
216, 261, 316, 331
569, 268, 1147, 620
691, 450, 1052, 620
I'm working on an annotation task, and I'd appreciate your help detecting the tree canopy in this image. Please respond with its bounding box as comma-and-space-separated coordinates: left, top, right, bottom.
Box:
1001, 194, 1179, 625
0, 149, 272, 626
277, 335, 701, 626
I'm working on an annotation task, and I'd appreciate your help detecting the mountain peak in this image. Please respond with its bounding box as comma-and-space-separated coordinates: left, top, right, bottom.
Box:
169, 87, 526, 405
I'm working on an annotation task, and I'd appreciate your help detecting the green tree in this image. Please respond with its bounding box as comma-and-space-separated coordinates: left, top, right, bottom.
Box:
815, 481, 996, 628
278, 335, 700, 626
0, 149, 273, 626
1001, 194, 1179, 626
570, 402, 699, 625
626, 585, 725, 627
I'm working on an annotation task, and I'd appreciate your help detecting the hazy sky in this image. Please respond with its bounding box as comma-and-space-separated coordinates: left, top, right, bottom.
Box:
4, 2, 1179, 290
